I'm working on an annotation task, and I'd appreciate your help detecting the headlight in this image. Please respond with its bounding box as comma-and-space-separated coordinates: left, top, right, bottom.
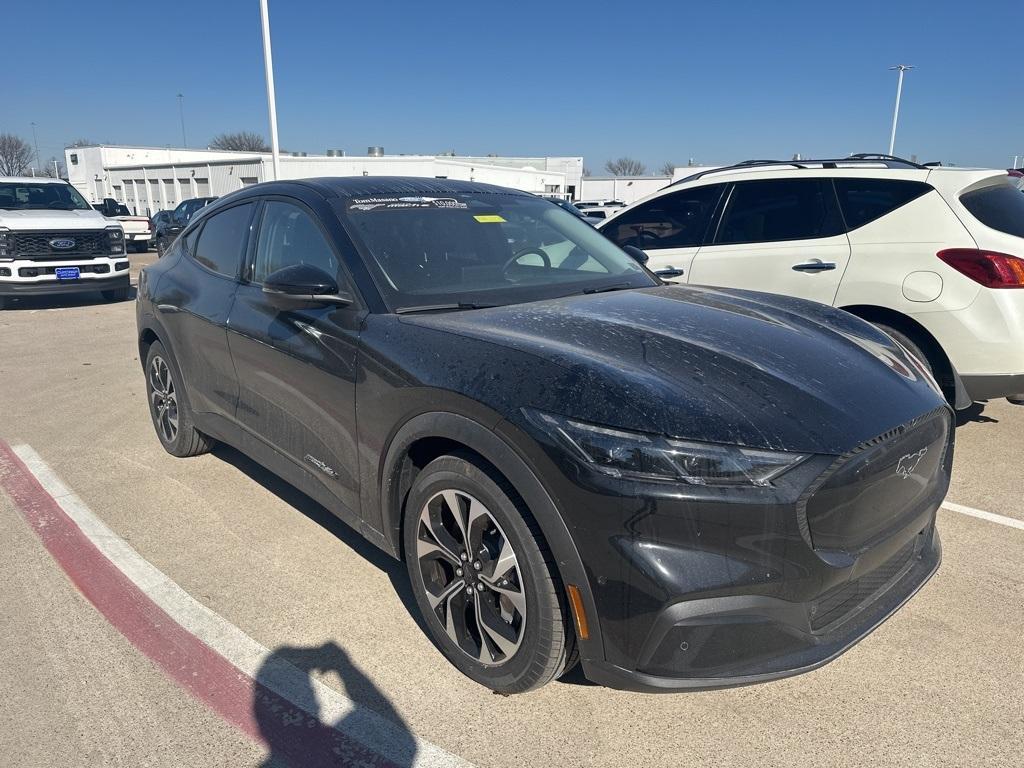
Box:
0, 227, 10, 259
106, 226, 125, 254
527, 410, 807, 487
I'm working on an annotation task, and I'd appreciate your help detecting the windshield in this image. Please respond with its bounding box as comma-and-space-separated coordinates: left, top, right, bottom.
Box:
338, 192, 656, 311
0, 182, 92, 211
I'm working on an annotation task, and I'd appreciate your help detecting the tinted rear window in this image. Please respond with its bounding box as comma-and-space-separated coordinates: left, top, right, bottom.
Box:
716, 178, 843, 244
960, 183, 1024, 238
192, 203, 254, 277
834, 178, 931, 230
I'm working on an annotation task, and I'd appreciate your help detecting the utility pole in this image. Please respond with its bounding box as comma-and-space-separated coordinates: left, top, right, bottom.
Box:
259, 0, 282, 181
30, 122, 41, 172
177, 93, 188, 147
53, 159, 59, 178
888, 65, 914, 155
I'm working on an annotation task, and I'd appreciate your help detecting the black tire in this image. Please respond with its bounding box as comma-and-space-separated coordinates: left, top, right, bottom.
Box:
155, 238, 165, 258
143, 341, 213, 457
102, 286, 132, 302
403, 452, 576, 694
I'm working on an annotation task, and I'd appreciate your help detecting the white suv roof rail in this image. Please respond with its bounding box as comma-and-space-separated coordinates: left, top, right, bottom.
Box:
669, 154, 929, 186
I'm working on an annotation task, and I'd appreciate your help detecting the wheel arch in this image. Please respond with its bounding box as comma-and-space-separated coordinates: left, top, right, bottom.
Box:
839, 303, 967, 405
380, 410, 604, 661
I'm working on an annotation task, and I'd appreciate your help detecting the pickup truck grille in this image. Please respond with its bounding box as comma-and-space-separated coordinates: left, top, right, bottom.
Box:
8, 231, 109, 260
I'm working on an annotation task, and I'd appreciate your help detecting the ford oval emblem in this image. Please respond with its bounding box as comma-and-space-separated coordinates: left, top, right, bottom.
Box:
49, 238, 76, 250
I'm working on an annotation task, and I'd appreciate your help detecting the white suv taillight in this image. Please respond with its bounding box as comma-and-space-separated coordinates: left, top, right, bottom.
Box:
937, 248, 1024, 289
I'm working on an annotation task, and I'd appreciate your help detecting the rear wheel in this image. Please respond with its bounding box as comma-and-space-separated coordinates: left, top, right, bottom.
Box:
403, 453, 576, 694
144, 341, 213, 457
872, 322, 952, 403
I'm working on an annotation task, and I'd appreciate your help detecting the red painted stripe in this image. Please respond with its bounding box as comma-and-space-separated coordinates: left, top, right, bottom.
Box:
0, 441, 399, 768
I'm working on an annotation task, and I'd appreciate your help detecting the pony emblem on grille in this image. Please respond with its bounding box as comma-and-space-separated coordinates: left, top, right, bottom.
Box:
896, 447, 928, 479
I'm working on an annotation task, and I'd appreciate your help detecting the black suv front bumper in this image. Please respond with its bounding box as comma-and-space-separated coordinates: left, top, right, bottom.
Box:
580, 526, 940, 692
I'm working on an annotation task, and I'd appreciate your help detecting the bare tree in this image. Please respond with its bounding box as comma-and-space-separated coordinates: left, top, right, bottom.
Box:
659, 162, 676, 176
208, 131, 271, 152
583, 167, 592, 177
604, 157, 646, 176
39, 156, 68, 179
0, 133, 34, 176
67, 138, 96, 148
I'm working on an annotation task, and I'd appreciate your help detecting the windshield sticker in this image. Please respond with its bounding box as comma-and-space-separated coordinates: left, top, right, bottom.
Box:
348, 196, 468, 212
473, 214, 506, 223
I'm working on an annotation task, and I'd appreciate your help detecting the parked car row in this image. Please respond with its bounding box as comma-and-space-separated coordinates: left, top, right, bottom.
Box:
137, 176, 953, 695
597, 154, 1024, 407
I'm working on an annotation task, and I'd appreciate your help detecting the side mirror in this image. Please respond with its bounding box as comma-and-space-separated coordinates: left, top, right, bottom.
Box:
262, 264, 353, 306
622, 245, 649, 265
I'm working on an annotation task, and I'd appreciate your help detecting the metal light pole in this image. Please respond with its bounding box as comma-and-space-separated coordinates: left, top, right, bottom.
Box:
888, 65, 914, 156
259, 0, 282, 181
30, 122, 41, 173
177, 93, 188, 147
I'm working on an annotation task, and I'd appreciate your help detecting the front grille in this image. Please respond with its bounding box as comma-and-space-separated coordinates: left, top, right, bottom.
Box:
810, 538, 917, 632
19, 264, 110, 276
798, 407, 952, 553
8, 230, 109, 260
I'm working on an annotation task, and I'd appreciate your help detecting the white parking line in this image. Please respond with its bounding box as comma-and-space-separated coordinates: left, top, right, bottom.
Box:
9, 443, 471, 768
941, 501, 1024, 531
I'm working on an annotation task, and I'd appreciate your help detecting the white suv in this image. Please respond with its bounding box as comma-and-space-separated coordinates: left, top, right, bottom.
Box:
599, 155, 1024, 407
0, 177, 129, 308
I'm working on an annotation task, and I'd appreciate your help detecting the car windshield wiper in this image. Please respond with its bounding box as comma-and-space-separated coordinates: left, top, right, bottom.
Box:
581, 282, 635, 295
394, 302, 498, 314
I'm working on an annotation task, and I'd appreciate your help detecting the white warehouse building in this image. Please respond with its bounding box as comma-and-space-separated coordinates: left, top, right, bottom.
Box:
66, 145, 584, 217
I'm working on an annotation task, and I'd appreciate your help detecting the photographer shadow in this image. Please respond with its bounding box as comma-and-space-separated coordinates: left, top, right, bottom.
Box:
254, 641, 418, 768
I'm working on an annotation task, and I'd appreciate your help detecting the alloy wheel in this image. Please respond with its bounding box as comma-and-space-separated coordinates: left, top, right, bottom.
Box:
415, 489, 527, 666
148, 355, 179, 443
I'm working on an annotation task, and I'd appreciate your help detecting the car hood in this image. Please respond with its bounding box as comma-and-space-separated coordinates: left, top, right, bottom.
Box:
0, 208, 109, 230
401, 284, 948, 455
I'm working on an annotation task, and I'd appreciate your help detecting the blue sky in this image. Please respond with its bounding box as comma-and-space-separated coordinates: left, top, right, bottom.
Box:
5, 0, 1023, 171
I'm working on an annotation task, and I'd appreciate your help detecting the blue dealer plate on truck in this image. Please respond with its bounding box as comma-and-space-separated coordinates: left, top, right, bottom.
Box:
55, 267, 80, 280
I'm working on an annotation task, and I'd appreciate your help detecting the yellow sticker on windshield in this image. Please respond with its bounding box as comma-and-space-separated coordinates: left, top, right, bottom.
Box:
473, 214, 505, 223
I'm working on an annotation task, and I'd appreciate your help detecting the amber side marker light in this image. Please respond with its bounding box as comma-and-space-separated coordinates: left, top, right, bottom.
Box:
566, 584, 590, 640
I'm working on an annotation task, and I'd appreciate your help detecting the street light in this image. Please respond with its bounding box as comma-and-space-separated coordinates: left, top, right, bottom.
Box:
30, 121, 41, 173
888, 65, 914, 156
177, 93, 187, 148
259, 0, 282, 181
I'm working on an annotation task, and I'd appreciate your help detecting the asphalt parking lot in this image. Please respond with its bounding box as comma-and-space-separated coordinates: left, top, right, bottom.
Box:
1, 252, 1021, 767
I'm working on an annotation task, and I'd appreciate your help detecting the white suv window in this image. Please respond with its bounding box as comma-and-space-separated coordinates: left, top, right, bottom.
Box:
603, 184, 724, 250
834, 178, 930, 230
715, 179, 843, 245
960, 183, 1024, 238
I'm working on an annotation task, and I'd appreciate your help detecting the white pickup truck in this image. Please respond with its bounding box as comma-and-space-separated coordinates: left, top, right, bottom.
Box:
94, 197, 152, 252
0, 177, 129, 308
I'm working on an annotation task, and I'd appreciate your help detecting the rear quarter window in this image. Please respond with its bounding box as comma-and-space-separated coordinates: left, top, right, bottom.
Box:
833, 178, 931, 230
959, 183, 1024, 238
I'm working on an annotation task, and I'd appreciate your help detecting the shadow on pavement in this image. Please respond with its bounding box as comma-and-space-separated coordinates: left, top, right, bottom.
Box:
955, 401, 998, 426
254, 641, 418, 768
211, 444, 424, 632
0, 287, 136, 311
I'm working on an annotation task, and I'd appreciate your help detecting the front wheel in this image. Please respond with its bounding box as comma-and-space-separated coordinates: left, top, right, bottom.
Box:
403, 452, 576, 694
144, 341, 213, 457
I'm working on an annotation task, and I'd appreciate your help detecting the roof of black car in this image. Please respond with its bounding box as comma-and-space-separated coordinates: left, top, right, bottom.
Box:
297, 176, 531, 199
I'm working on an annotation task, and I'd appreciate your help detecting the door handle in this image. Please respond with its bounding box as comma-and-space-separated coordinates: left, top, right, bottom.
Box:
655, 268, 685, 278
791, 260, 837, 272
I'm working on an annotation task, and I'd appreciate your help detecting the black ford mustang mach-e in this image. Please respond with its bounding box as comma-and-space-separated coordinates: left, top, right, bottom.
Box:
136, 178, 952, 693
